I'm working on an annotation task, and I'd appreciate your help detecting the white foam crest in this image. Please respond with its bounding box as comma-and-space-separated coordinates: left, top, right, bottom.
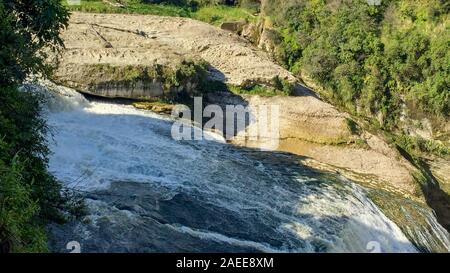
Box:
166, 224, 289, 253
331, 185, 416, 252
23, 80, 90, 112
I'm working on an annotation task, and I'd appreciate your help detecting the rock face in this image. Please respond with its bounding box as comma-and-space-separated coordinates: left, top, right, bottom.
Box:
53, 60, 207, 99
52, 12, 300, 98
207, 92, 419, 196
241, 22, 260, 44
257, 27, 280, 55
51, 16, 209, 99
53, 12, 422, 197
54, 63, 165, 98
207, 92, 353, 144
222, 18, 281, 58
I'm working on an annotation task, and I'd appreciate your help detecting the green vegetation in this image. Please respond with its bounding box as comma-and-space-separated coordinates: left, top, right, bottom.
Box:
1, 0, 84, 252
199, 76, 294, 97
63, 0, 256, 25
193, 5, 256, 25
63, 0, 192, 16
262, 0, 449, 130
63, 0, 449, 151
345, 118, 361, 136
76, 60, 295, 99
228, 84, 280, 96
132, 100, 175, 114
226, 81, 294, 97
394, 134, 450, 158
0, 0, 446, 252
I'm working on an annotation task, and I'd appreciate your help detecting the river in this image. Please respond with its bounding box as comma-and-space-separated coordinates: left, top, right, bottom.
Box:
36, 84, 449, 253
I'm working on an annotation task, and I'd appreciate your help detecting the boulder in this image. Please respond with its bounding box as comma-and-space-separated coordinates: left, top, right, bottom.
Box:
241, 22, 261, 44
220, 21, 247, 35
257, 27, 281, 55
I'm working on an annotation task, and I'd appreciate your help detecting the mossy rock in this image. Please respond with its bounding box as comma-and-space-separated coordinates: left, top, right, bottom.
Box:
132, 101, 175, 114
52, 60, 210, 100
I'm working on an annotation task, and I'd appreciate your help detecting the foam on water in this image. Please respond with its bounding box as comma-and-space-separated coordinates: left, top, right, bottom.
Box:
41, 85, 447, 253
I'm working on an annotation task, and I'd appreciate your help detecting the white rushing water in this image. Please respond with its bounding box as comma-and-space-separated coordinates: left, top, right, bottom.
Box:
36, 83, 444, 253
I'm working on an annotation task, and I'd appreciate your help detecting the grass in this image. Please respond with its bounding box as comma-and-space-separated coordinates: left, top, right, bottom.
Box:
63, 0, 256, 25
63, 0, 191, 17
200, 78, 293, 97
226, 76, 295, 97
227, 84, 287, 97
393, 134, 450, 159
192, 5, 256, 25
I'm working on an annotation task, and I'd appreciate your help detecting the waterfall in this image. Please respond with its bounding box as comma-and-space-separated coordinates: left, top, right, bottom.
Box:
36, 83, 449, 253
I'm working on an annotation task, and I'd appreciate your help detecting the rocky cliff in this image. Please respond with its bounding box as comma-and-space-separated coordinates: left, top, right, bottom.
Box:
51, 12, 309, 98
52, 12, 428, 201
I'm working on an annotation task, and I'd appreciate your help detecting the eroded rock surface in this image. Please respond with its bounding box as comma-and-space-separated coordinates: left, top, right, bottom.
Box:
52, 12, 299, 97
207, 92, 419, 196
53, 12, 421, 197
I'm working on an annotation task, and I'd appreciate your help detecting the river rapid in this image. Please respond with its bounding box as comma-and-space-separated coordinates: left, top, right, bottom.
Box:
34, 84, 450, 253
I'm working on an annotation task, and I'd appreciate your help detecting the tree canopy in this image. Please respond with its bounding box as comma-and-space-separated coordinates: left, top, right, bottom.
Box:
0, 0, 83, 253
265, 0, 449, 128
0, 0, 69, 85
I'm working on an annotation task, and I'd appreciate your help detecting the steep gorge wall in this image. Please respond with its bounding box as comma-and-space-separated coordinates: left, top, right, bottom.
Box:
52, 12, 424, 199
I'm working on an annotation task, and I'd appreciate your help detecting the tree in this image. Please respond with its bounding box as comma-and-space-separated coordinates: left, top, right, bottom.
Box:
0, 1, 83, 252
0, 0, 69, 85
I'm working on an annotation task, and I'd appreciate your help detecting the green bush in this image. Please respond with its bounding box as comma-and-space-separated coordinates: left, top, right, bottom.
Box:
0, 152, 48, 252
1, 0, 85, 252
64, 0, 192, 16
394, 134, 450, 158
0, 86, 86, 252
193, 4, 255, 25
264, 0, 450, 129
